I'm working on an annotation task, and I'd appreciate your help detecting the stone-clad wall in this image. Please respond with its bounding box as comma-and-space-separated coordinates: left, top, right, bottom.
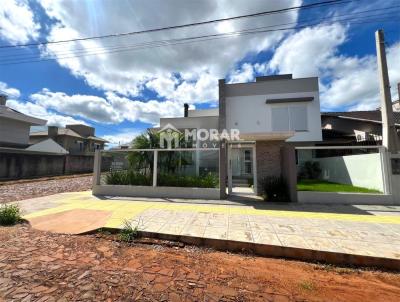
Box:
255, 140, 286, 192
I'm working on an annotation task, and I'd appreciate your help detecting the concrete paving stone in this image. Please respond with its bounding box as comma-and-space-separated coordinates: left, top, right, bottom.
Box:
207, 219, 229, 227
276, 234, 311, 249
324, 228, 354, 240
387, 224, 400, 234
158, 223, 186, 235
228, 229, 253, 242
188, 217, 209, 226
229, 215, 250, 226
352, 230, 400, 243
228, 214, 249, 221
138, 221, 165, 233
247, 215, 271, 223
267, 217, 303, 224
249, 221, 275, 233
252, 231, 282, 245
181, 225, 206, 237
203, 227, 228, 240
332, 240, 379, 257
271, 224, 302, 235
279, 218, 316, 226
303, 236, 341, 253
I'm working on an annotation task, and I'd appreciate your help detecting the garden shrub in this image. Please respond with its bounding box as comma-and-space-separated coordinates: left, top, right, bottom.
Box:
261, 176, 289, 202
158, 173, 218, 188
298, 161, 321, 180
106, 170, 218, 188
105, 170, 152, 186
0, 204, 22, 226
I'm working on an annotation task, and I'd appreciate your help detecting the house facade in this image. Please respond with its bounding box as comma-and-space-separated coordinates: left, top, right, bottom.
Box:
0, 95, 47, 148
30, 124, 108, 155
321, 110, 400, 146
158, 74, 322, 199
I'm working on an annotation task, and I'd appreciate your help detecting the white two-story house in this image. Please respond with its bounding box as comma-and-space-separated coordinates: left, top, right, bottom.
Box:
159, 74, 322, 199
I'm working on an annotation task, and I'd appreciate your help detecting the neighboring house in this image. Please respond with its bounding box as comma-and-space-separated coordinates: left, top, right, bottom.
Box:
321, 110, 400, 146
26, 138, 69, 154
30, 124, 108, 155
0, 95, 47, 148
158, 74, 322, 197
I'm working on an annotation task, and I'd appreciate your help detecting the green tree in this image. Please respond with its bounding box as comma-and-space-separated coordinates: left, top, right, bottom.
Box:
127, 129, 191, 175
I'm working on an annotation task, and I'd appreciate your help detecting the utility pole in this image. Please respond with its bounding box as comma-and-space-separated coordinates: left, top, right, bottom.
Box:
375, 29, 400, 153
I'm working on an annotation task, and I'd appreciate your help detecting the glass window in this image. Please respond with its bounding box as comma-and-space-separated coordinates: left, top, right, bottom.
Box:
271, 107, 289, 131
289, 106, 308, 131
244, 150, 251, 161
245, 162, 252, 174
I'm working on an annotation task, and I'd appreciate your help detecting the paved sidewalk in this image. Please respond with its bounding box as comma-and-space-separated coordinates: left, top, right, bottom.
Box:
18, 191, 400, 260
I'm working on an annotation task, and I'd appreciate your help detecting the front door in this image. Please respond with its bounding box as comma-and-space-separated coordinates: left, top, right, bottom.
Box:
243, 149, 252, 176
231, 149, 241, 177
228, 144, 257, 195
231, 148, 252, 177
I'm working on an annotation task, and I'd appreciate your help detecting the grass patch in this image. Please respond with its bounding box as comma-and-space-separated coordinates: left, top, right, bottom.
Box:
298, 280, 315, 291
297, 179, 381, 193
0, 204, 22, 226
119, 220, 139, 243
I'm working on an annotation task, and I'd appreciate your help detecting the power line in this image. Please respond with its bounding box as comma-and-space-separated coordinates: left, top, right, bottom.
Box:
0, 10, 397, 66
2, 5, 398, 60
0, 0, 352, 49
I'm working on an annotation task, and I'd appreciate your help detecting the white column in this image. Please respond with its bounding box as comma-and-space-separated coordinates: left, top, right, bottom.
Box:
92, 149, 101, 187
153, 150, 158, 187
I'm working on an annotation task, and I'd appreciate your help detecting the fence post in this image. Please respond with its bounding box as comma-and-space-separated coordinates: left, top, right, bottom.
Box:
153, 150, 158, 187
93, 150, 101, 188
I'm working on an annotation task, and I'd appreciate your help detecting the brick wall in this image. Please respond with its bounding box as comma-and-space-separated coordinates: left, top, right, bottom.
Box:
255, 140, 285, 192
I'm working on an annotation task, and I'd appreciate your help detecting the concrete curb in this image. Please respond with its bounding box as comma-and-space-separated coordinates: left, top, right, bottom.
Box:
88, 228, 400, 271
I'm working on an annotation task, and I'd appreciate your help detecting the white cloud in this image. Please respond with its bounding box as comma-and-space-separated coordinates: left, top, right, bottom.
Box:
1, 82, 85, 127
31, 89, 122, 124
269, 24, 347, 78
106, 92, 183, 125
228, 63, 255, 83
102, 128, 141, 147
268, 24, 400, 111
27, 88, 185, 126
38, 0, 300, 100
6, 99, 85, 127
0, 0, 40, 44
0, 81, 21, 98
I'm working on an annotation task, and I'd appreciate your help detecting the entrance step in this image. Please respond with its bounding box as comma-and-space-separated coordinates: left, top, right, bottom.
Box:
232, 179, 250, 187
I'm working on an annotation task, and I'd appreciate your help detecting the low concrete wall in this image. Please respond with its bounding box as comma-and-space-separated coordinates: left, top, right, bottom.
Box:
93, 184, 221, 200
298, 191, 396, 205
314, 153, 384, 191
0, 151, 95, 180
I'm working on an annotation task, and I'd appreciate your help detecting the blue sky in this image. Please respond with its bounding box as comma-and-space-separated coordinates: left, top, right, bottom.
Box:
0, 0, 399, 147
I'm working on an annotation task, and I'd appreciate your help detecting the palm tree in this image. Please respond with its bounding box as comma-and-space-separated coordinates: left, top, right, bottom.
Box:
127, 129, 191, 175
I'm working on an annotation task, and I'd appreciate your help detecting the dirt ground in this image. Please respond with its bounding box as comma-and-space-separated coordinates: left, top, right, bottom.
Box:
0, 175, 92, 204
0, 225, 399, 302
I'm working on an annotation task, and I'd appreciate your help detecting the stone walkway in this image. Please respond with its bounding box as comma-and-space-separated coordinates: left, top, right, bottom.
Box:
17, 191, 400, 260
